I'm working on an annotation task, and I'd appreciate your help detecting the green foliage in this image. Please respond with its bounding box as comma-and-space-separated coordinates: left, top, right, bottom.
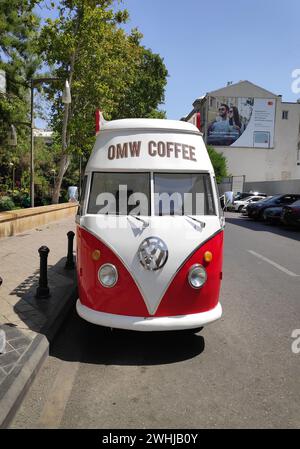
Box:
0, 0, 40, 137
207, 145, 228, 183
39, 0, 168, 154
10, 188, 30, 207
0, 0, 169, 205
0, 0, 41, 192
0, 195, 15, 211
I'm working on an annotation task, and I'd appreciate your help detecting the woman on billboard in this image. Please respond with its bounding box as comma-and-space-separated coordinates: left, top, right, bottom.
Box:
228, 106, 242, 142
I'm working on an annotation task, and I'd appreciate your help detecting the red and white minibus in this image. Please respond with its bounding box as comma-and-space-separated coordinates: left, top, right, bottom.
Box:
76, 117, 224, 332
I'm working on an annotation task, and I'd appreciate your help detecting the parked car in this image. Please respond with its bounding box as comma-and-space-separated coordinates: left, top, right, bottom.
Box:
262, 206, 283, 224
233, 191, 267, 201
241, 196, 271, 216
241, 204, 248, 215
233, 195, 266, 212
247, 194, 300, 220
281, 200, 300, 228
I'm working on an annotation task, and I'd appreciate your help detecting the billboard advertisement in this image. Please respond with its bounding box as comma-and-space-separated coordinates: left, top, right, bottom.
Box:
206, 96, 276, 148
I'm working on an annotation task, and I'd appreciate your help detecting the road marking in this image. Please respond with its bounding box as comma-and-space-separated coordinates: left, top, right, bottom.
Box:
37, 360, 79, 428
247, 250, 300, 277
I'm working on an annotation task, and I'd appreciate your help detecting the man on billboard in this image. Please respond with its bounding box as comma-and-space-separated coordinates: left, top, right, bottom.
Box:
207, 103, 234, 146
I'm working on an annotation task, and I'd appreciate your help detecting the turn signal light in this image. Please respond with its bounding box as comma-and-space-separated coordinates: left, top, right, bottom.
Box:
204, 251, 213, 263
91, 249, 101, 261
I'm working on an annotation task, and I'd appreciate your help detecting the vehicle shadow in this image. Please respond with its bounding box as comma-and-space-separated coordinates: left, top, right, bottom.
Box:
50, 309, 205, 366
225, 214, 300, 242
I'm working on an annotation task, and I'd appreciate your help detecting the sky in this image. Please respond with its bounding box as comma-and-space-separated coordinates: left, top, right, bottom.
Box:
35, 0, 300, 122
118, 0, 300, 119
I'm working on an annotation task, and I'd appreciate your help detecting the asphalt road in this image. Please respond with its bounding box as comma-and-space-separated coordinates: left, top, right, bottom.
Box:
10, 213, 300, 428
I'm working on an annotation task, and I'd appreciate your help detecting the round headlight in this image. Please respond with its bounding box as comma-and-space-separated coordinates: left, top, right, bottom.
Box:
188, 264, 207, 289
98, 264, 118, 288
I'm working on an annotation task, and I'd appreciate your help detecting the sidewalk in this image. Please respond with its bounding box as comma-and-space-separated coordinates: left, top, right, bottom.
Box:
0, 217, 77, 427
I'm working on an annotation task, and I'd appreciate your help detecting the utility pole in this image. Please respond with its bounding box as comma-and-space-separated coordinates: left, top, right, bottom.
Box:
30, 80, 34, 207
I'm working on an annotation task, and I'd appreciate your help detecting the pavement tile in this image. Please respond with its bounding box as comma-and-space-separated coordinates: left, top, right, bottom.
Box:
0, 216, 77, 426
14, 346, 28, 355
0, 367, 6, 381
0, 350, 20, 369
0, 300, 14, 317
0, 324, 24, 340
21, 329, 37, 340
8, 336, 31, 351
2, 342, 15, 354
2, 363, 17, 375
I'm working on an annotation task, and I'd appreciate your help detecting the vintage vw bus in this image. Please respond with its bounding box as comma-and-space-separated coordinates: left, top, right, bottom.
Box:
76, 117, 224, 331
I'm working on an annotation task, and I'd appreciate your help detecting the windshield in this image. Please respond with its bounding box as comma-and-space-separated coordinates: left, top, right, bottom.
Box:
256, 196, 273, 204
88, 172, 150, 215
154, 173, 215, 216
87, 172, 216, 216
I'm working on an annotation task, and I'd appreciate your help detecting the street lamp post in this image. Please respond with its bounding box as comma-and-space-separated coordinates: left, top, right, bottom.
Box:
9, 162, 15, 191
50, 169, 56, 195
30, 79, 34, 207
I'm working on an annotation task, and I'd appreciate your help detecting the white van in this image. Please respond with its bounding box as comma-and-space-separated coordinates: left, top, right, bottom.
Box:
76, 117, 224, 332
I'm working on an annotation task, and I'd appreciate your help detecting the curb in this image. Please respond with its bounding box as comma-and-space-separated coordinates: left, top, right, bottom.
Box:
0, 283, 78, 429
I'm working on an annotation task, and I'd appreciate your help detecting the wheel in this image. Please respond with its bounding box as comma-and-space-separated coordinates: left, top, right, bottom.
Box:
238, 205, 244, 212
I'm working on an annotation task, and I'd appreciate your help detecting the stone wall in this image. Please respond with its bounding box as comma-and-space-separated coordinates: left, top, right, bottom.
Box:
0, 203, 78, 238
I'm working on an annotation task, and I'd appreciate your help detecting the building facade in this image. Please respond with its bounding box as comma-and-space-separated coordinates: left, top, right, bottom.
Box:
183, 81, 300, 192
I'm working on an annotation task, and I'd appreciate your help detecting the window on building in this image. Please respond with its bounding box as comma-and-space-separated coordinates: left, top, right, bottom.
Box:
209, 97, 216, 109
282, 110, 289, 120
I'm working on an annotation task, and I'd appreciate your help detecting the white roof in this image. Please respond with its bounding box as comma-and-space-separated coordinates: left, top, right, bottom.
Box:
100, 118, 200, 134
86, 117, 212, 173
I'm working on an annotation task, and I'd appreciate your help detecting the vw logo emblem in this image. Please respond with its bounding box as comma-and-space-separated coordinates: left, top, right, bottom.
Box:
138, 237, 168, 271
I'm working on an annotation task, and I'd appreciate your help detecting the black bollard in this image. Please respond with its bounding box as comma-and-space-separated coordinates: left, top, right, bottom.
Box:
65, 231, 75, 269
0, 277, 2, 287
36, 246, 50, 299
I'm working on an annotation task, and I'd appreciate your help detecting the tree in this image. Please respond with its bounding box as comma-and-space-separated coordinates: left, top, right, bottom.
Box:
115, 41, 168, 119
207, 145, 228, 183
38, 0, 168, 203
0, 0, 40, 184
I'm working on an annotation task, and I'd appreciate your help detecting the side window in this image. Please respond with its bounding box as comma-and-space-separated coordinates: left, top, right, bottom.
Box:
78, 175, 88, 216
280, 196, 294, 204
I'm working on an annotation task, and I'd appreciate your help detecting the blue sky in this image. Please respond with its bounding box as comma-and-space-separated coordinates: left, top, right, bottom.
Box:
35, 0, 300, 121
118, 0, 300, 118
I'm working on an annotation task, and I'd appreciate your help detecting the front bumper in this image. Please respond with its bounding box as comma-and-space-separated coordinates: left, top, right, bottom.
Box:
76, 300, 222, 331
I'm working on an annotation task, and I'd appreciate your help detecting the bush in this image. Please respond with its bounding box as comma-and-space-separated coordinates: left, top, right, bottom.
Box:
207, 146, 228, 183
0, 196, 15, 211
10, 189, 30, 208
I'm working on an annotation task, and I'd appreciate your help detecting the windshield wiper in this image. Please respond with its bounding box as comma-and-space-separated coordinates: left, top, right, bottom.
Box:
128, 215, 149, 227
186, 215, 206, 228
